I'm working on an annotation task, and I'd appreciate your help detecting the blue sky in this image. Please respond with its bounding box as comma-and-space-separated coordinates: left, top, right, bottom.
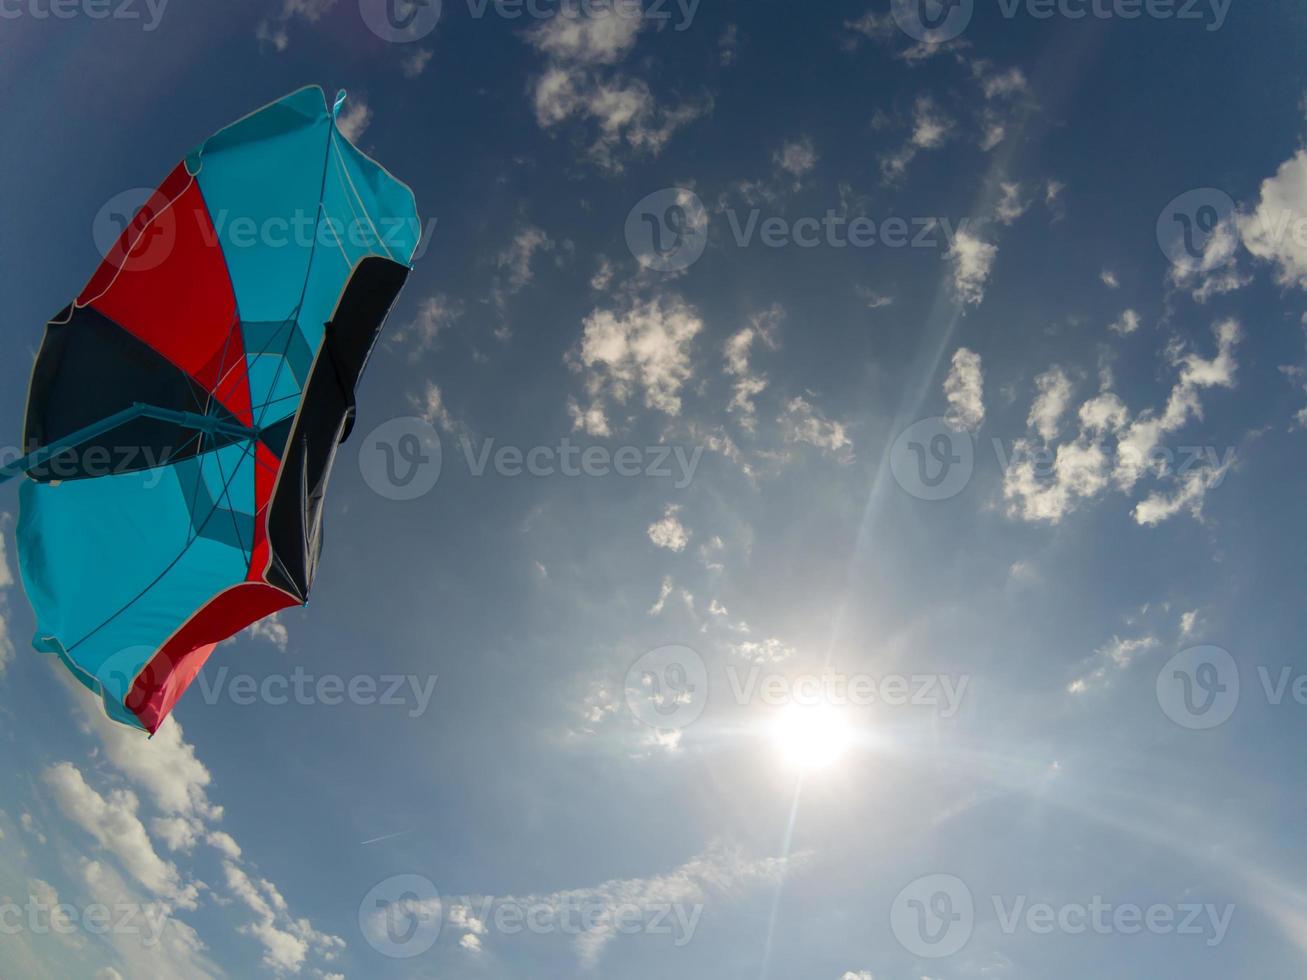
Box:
4, 0, 1307, 977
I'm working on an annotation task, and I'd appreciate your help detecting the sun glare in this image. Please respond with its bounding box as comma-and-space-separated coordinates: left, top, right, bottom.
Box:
769, 704, 854, 772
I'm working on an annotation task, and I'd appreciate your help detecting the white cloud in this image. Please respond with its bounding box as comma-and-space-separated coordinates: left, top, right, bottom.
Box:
1045, 179, 1066, 219
591, 255, 615, 292
528, 8, 643, 65
412, 382, 466, 436
0, 517, 13, 590
648, 505, 690, 552
401, 47, 433, 79
944, 347, 985, 432
1115, 319, 1240, 491
719, 23, 740, 65
648, 575, 675, 615
255, 0, 335, 51
1028, 367, 1073, 443
73, 710, 219, 822
526, 9, 708, 171
981, 66, 1028, 100
570, 296, 703, 434
947, 229, 998, 306
1004, 321, 1240, 525
881, 98, 954, 181
778, 396, 853, 462
0, 513, 13, 673
390, 294, 463, 358
995, 182, 1030, 225
1068, 635, 1159, 694
724, 305, 783, 429
1240, 149, 1307, 289
334, 97, 372, 144
1134, 462, 1232, 526
21, 811, 46, 844
152, 816, 203, 853
224, 862, 345, 975
1109, 309, 1142, 336
1078, 391, 1129, 436
460, 932, 484, 953
1101, 268, 1120, 289
443, 841, 802, 966
730, 637, 796, 664
1170, 210, 1246, 300
80, 860, 216, 980
62, 684, 342, 977
497, 224, 555, 294
841, 11, 893, 49
774, 137, 818, 180
856, 285, 894, 309
248, 613, 288, 652
206, 831, 242, 861
43, 763, 194, 905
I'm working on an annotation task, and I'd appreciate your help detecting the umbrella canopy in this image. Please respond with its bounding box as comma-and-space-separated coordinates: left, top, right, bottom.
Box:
16, 86, 419, 733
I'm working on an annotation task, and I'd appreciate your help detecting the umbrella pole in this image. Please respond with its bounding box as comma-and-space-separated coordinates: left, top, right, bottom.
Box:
0, 403, 262, 486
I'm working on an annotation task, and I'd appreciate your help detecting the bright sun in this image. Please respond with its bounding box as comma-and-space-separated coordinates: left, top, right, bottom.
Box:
769, 704, 854, 772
